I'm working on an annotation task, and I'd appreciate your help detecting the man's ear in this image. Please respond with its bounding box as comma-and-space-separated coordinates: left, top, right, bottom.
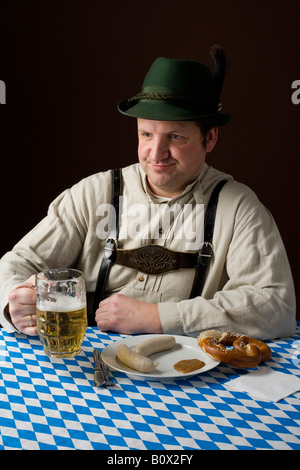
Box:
206, 127, 218, 153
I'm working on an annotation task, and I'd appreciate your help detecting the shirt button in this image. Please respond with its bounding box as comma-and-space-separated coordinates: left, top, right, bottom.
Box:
138, 276, 145, 282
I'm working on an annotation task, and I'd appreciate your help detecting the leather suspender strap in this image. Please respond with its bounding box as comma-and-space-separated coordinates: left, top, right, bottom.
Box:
91, 168, 122, 322
91, 172, 227, 323
189, 179, 228, 299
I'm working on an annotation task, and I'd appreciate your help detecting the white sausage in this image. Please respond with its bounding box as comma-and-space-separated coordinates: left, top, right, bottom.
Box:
134, 335, 176, 357
116, 343, 156, 373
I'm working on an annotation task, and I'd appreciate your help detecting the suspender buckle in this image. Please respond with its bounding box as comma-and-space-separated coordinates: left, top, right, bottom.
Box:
103, 237, 118, 260
198, 242, 213, 267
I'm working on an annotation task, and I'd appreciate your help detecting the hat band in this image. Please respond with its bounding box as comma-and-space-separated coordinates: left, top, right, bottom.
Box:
128, 92, 221, 115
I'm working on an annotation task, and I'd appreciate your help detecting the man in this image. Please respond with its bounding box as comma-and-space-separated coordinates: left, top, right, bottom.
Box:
0, 47, 296, 340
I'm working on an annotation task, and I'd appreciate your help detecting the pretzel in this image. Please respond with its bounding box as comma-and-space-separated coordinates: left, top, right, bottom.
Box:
197, 330, 272, 368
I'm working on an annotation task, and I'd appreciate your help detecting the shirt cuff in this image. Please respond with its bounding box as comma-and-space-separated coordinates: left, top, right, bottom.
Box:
0, 303, 19, 333
158, 301, 184, 335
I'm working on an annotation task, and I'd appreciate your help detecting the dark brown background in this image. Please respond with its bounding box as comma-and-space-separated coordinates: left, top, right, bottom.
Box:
0, 1, 299, 319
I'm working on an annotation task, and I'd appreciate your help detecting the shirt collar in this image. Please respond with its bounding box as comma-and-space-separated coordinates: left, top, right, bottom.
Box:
138, 163, 207, 204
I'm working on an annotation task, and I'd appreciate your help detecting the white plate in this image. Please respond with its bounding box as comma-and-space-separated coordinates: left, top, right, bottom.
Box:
101, 334, 220, 380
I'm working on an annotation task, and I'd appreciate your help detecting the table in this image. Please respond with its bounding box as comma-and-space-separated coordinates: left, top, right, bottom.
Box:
0, 323, 299, 451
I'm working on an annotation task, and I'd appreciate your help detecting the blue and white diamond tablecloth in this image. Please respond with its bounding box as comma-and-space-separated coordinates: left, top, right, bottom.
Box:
0, 324, 299, 450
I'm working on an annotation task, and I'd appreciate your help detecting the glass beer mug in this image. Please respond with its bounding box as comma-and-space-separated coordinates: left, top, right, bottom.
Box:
35, 269, 87, 358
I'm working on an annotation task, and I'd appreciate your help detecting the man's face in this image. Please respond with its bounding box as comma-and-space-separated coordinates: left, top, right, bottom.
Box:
137, 119, 217, 198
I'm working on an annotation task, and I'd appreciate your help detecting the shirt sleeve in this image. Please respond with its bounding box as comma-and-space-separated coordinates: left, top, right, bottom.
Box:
0, 186, 87, 332
158, 184, 296, 341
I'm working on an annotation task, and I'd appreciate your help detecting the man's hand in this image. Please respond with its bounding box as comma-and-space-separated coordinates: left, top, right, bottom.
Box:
7, 275, 38, 335
95, 294, 163, 334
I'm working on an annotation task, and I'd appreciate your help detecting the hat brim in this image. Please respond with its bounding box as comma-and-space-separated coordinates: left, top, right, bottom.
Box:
118, 99, 231, 126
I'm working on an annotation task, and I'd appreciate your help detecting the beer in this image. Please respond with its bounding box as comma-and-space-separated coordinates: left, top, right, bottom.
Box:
36, 297, 87, 358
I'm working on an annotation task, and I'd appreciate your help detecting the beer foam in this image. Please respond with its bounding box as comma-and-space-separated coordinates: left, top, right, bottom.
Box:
38, 295, 86, 312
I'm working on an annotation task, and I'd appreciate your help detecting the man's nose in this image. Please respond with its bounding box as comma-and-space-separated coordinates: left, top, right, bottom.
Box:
149, 137, 170, 162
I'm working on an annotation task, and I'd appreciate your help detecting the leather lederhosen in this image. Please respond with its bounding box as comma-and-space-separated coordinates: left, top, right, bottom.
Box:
88, 168, 227, 325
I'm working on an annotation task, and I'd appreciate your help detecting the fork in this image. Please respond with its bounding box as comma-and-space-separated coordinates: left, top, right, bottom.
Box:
101, 357, 115, 387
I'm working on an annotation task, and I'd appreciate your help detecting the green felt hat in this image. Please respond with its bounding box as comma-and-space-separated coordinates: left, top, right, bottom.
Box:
118, 56, 230, 125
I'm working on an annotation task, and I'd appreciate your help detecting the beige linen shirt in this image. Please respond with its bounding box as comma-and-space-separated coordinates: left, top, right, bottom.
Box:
0, 163, 296, 339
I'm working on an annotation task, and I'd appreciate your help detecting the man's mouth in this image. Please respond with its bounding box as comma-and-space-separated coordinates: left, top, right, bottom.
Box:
149, 162, 175, 170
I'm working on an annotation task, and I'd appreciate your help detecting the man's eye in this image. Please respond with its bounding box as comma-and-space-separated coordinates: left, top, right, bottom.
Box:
171, 134, 182, 140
